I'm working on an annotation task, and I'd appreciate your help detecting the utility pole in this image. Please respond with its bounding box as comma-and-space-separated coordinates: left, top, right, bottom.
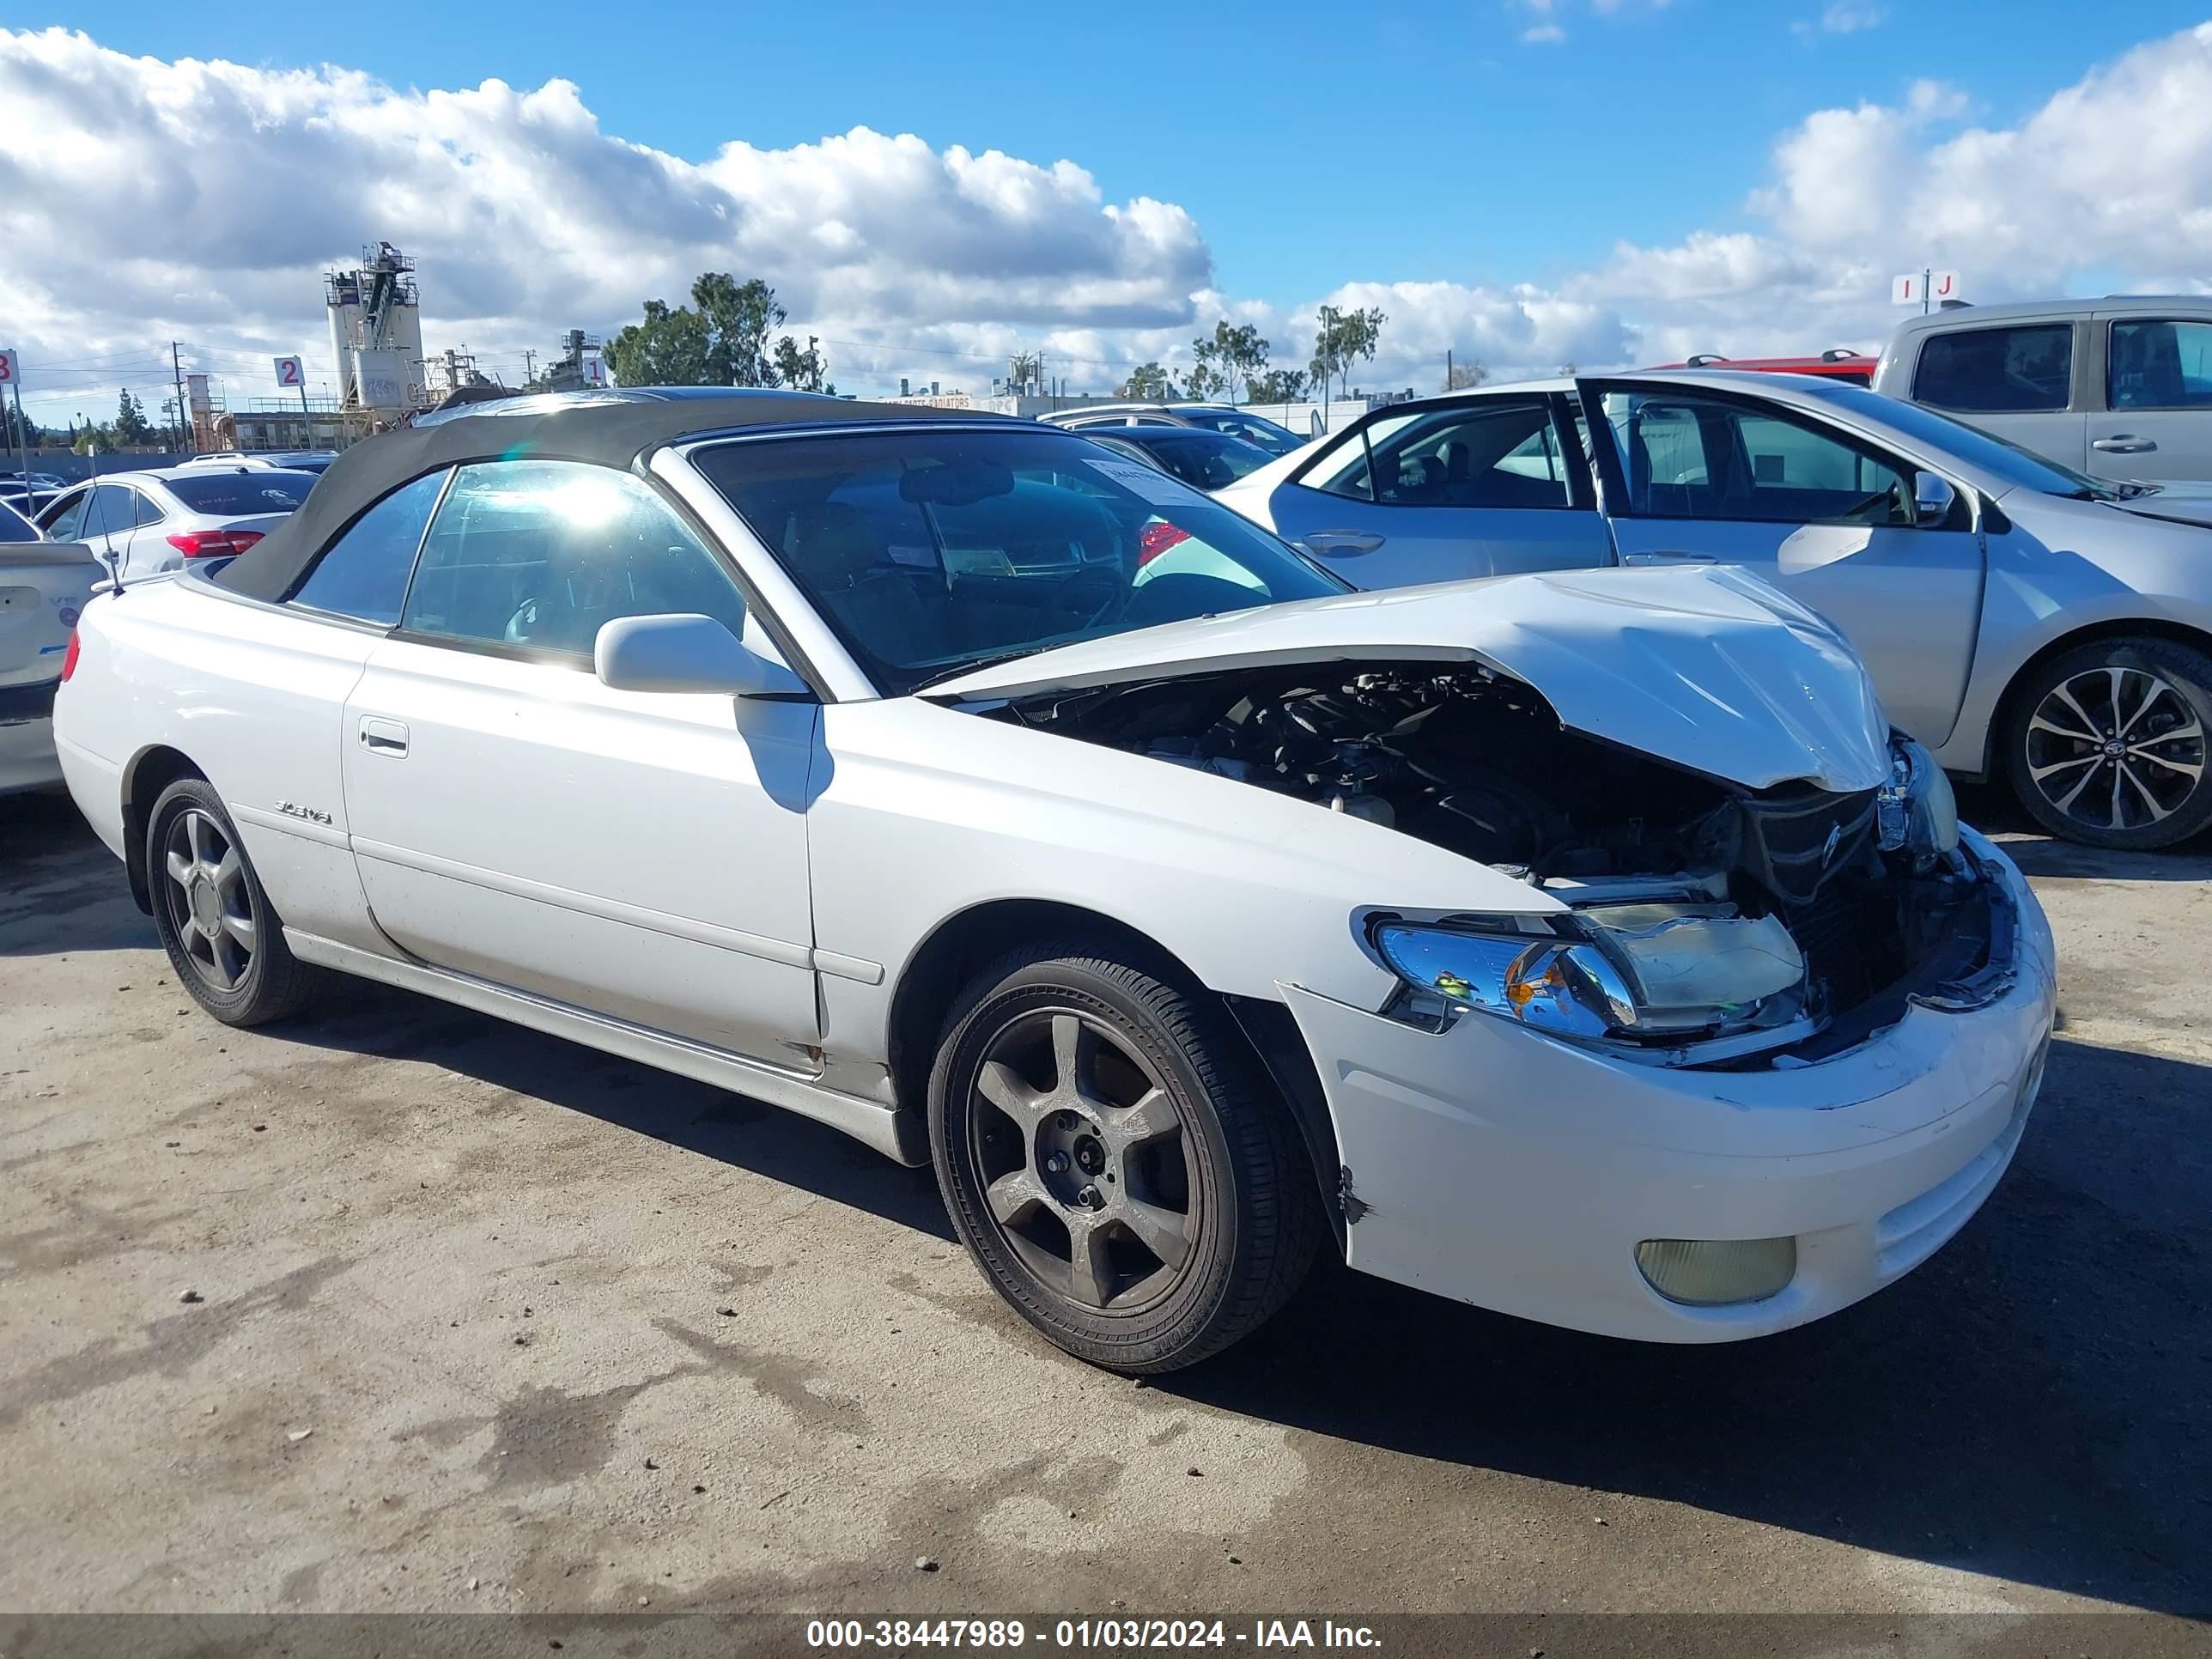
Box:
522, 349, 538, 387
171, 343, 192, 455
1445, 349, 1452, 392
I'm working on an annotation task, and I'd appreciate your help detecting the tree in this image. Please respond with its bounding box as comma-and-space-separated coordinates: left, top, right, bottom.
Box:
1007, 351, 1042, 393
1245, 368, 1308, 404
73, 423, 115, 456
113, 388, 154, 446
605, 273, 793, 388
693, 272, 786, 387
1444, 360, 1488, 391
1309, 305, 1387, 401
1, 401, 44, 451
1191, 320, 1270, 404
1181, 358, 1228, 400
605, 298, 714, 386
772, 334, 829, 393
1121, 362, 1177, 400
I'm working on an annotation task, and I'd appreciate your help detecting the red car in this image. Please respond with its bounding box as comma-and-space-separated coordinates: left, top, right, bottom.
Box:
1652, 349, 1875, 386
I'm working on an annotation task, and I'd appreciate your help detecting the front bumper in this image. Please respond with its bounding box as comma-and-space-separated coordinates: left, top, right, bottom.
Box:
1283, 830, 2057, 1342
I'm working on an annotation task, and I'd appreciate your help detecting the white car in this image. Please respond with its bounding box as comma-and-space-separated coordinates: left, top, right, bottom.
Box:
34, 466, 318, 583
1, 499, 98, 795
1218, 369, 2212, 849
52, 392, 2055, 1372
180, 450, 338, 474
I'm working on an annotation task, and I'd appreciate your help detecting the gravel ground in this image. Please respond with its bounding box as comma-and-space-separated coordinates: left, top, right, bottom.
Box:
1, 786, 2206, 1622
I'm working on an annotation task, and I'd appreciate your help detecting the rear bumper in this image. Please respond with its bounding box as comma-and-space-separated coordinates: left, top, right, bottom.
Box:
1283, 830, 2057, 1342
0, 686, 62, 795
54, 732, 127, 860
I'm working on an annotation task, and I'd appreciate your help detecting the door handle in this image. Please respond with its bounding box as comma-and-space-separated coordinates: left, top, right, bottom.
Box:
358, 716, 410, 757
2092, 435, 2158, 453
1303, 531, 1386, 555
1621, 550, 1718, 565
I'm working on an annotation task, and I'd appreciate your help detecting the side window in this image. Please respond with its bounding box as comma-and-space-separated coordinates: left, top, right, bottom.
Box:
88, 485, 139, 539
41, 489, 90, 541
2108, 319, 2212, 410
132, 490, 166, 526
1912, 324, 2073, 412
1600, 390, 1909, 526
289, 469, 448, 625
399, 459, 746, 659
1311, 400, 1575, 508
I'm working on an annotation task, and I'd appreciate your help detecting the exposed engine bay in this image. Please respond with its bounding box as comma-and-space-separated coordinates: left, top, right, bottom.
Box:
990, 660, 2006, 1066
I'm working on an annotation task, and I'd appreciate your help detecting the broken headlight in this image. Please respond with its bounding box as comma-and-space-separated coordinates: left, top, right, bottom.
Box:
1375, 904, 1808, 1046
1880, 735, 1960, 861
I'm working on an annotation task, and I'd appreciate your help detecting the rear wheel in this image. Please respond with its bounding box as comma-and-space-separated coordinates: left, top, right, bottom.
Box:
2006, 637, 2212, 849
927, 939, 1321, 1373
146, 777, 323, 1025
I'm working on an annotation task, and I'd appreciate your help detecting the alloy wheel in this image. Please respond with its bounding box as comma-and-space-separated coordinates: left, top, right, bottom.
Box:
161, 807, 256, 992
963, 1009, 1199, 1314
2023, 665, 2206, 834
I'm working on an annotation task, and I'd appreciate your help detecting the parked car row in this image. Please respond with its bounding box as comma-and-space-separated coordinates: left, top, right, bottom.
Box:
49, 388, 2054, 1375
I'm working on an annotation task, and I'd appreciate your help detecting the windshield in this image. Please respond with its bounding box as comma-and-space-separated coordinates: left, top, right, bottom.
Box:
1175, 409, 1305, 454
164, 471, 317, 514
693, 428, 1346, 696
1104, 428, 1274, 490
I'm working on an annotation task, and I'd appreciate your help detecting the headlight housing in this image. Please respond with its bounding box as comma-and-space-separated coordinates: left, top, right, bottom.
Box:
1879, 734, 1960, 862
1375, 904, 1808, 1049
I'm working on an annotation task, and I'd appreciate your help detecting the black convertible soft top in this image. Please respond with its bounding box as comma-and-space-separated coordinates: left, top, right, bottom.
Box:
215, 389, 1006, 603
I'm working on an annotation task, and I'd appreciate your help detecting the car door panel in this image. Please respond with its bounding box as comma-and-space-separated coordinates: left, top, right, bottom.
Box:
2087, 313, 2212, 483
1262, 394, 1615, 587
342, 638, 823, 1066
1581, 380, 1985, 747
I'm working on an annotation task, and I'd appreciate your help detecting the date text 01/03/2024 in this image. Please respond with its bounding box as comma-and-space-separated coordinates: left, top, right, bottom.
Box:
804, 1619, 1384, 1649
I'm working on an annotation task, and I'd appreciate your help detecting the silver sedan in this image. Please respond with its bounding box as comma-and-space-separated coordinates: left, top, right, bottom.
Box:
1218, 369, 2212, 848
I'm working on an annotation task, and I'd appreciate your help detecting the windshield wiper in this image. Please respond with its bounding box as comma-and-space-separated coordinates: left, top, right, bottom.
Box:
908, 645, 1051, 694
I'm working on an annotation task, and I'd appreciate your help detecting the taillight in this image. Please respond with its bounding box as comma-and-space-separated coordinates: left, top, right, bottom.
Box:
166, 529, 264, 558
59, 630, 82, 683
1137, 521, 1191, 567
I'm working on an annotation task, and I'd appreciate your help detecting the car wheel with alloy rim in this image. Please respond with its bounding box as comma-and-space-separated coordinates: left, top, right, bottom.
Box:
145, 775, 325, 1025
2007, 637, 2212, 849
927, 938, 1321, 1373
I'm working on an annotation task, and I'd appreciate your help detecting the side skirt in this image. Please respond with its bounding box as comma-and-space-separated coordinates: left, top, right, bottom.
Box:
284, 929, 928, 1166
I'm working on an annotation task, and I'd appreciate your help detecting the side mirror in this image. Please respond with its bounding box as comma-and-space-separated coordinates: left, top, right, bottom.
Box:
594, 613, 781, 696
1912, 472, 1957, 527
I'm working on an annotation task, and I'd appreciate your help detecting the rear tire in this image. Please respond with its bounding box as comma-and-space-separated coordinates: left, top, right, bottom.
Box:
2004, 636, 2212, 849
927, 938, 1321, 1373
146, 777, 324, 1026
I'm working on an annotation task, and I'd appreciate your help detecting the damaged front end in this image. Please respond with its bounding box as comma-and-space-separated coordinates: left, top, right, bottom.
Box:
983, 659, 2008, 1068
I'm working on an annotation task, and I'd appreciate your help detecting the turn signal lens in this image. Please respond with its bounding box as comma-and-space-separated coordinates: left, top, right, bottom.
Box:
1635, 1237, 1797, 1306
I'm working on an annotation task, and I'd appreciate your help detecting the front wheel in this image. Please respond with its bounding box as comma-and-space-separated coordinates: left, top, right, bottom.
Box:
2005, 637, 2212, 849
927, 939, 1321, 1373
146, 777, 325, 1025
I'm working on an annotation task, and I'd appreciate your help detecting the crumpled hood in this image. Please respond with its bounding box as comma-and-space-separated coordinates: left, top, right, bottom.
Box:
2103, 483, 2212, 530
927, 562, 1893, 793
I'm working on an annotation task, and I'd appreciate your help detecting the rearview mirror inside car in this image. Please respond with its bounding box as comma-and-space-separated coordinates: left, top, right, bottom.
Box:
1913, 472, 1958, 527
594, 613, 789, 697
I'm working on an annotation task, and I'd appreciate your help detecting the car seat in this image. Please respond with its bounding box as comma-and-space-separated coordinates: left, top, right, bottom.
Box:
787, 501, 951, 665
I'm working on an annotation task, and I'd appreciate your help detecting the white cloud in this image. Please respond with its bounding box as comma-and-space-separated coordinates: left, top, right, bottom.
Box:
1522, 23, 1567, 44
7, 22, 2212, 410
1794, 3, 1887, 36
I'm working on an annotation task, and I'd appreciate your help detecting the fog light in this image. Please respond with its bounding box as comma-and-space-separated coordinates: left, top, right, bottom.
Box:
1635, 1237, 1797, 1306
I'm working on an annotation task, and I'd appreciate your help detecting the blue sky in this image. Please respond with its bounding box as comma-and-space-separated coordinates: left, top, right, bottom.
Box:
5, 6, 2212, 411
38, 0, 2210, 318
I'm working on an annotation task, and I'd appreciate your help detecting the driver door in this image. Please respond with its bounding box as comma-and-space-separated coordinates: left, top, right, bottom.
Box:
339, 458, 823, 1067
1577, 380, 1986, 747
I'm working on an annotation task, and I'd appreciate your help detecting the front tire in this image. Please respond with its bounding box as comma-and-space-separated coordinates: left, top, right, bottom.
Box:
927, 939, 1321, 1373
146, 777, 323, 1025
2005, 637, 2212, 849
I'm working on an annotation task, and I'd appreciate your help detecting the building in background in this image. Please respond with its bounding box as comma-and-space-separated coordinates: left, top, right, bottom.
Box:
540, 330, 607, 393
325, 242, 427, 416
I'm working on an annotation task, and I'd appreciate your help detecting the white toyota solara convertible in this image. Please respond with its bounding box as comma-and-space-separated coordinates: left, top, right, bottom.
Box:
52, 389, 2056, 1372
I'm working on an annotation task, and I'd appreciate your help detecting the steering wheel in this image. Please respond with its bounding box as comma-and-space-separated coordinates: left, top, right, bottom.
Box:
1061, 560, 1127, 631
505, 597, 544, 644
